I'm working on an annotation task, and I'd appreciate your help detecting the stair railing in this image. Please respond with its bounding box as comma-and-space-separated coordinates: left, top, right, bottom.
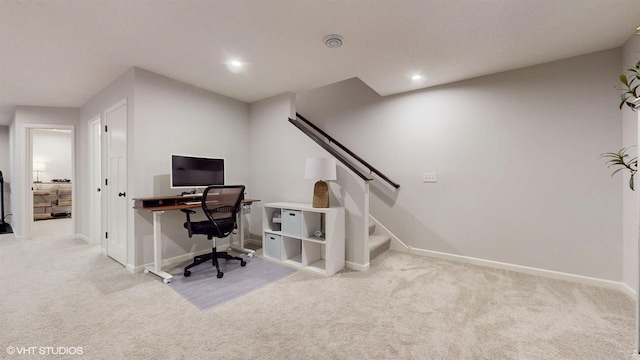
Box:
289, 113, 400, 189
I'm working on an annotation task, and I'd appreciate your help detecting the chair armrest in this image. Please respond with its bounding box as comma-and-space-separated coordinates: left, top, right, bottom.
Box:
181, 208, 197, 237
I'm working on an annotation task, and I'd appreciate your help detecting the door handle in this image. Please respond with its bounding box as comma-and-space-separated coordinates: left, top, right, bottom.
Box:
118, 192, 126, 197
97, 188, 101, 192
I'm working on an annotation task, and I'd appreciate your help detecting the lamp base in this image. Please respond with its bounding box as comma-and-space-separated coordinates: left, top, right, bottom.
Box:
312, 180, 330, 208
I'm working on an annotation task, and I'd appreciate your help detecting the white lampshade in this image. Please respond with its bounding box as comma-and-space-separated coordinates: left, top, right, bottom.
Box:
33, 161, 46, 172
304, 158, 336, 181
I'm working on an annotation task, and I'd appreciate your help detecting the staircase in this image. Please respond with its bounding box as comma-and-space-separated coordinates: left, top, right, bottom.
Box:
369, 219, 391, 261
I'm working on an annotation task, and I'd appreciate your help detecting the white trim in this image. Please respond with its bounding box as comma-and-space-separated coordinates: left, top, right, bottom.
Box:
372, 215, 632, 297
75, 233, 90, 244
369, 215, 404, 251
23, 124, 76, 239
622, 282, 637, 300
631, 351, 640, 360
408, 246, 631, 296
346, 260, 369, 272
126, 264, 135, 274
88, 115, 102, 247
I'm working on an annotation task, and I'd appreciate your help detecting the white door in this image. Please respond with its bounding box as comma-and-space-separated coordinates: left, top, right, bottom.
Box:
89, 118, 102, 245
105, 100, 127, 265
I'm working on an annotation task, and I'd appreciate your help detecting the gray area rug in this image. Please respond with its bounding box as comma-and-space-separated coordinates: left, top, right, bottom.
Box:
168, 255, 296, 310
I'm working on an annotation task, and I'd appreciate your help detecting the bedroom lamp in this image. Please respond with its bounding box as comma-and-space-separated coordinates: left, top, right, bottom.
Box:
304, 157, 337, 208
33, 161, 46, 183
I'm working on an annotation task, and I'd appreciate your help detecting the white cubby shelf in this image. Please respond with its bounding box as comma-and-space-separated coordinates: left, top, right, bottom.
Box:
263, 202, 345, 276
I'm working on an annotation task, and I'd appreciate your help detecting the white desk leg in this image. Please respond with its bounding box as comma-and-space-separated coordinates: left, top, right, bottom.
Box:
143, 211, 173, 283
230, 206, 255, 257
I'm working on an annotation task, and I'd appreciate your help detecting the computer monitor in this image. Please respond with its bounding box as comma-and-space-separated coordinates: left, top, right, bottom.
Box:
170, 154, 225, 189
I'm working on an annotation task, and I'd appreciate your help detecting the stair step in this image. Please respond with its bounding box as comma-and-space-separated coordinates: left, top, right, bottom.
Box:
369, 234, 390, 260
369, 220, 376, 235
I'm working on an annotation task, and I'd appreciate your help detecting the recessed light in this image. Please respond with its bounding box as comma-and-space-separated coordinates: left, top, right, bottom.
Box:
411, 74, 423, 81
225, 59, 245, 73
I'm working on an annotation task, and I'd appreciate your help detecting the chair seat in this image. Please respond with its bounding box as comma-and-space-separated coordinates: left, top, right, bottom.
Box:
184, 217, 236, 237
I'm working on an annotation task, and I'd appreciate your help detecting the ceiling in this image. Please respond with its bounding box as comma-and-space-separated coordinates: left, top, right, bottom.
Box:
1, 0, 639, 126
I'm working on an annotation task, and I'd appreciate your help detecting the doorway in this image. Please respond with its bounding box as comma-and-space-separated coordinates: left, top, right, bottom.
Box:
28, 126, 75, 238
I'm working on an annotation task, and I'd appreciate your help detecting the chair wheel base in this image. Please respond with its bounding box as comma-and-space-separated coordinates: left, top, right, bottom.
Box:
241, 260, 247, 267
184, 270, 191, 277
217, 272, 224, 279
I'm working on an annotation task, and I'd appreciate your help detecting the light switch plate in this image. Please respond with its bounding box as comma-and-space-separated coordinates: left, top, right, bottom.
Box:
423, 172, 437, 183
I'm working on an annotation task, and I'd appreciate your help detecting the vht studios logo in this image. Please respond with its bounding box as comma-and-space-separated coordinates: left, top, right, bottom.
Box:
6, 346, 83, 356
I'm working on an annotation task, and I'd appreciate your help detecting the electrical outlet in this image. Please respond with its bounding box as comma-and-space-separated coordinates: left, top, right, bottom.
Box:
423, 172, 437, 183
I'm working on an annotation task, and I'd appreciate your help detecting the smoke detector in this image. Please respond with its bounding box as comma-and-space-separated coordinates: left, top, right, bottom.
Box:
323, 34, 343, 48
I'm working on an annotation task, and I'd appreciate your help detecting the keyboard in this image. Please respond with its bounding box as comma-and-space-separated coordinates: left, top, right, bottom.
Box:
182, 193, 203, 197
183, 201, 201, 205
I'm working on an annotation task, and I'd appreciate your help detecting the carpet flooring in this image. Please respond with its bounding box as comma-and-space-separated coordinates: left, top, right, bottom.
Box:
0, 233, 634, 359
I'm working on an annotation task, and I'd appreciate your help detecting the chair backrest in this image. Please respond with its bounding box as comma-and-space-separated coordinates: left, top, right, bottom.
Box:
201, 185, 245, 236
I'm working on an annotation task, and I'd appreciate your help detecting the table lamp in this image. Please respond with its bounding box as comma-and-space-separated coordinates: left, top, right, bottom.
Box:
304, 157, 337, 208
33, 161, 46, 183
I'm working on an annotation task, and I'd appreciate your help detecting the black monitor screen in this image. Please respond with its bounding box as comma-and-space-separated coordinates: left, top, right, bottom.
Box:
171, 155, 224, 189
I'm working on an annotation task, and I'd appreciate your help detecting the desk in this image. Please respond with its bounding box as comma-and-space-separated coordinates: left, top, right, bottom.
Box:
133, 194, 260, 283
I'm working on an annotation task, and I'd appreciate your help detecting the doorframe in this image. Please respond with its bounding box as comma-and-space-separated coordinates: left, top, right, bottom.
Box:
24, 124, 76, 239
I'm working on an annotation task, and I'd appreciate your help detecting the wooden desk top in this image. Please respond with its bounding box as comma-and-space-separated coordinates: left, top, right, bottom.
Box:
132, 194, 259, 212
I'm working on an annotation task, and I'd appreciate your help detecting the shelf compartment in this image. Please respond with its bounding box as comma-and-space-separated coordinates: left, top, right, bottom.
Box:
33, 190, 55, 195
264, 207, 282, 232
305, 259, 327, 275
34, 202, 52, 208
302, 211, 323, 239
302, 240, 325, 269
57, 199, 72, 206
282, 236, 302, 265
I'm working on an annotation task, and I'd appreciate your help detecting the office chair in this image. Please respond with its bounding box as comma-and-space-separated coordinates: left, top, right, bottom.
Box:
181, 185, 247, 279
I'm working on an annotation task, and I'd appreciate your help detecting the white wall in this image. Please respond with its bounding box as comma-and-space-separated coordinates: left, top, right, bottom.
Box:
78, 67, 251, 269
622, 33, 640, 293
296, 48, 623, 281
32, 129, 72, 182
248, 93, 371, 267
0, 125, 10, 223
130, 68, 250, 268
78, 68, 135, 246
10, 106, 79, 237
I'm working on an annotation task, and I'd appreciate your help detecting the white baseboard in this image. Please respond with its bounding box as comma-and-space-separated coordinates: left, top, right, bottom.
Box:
406, 246, 632, 297
126, 264, 136, 274
621, 282, 637, 300
632, 351, 640, 360
130, 245, 230, 273
346, 260, 369, 272
372, 215, 634, 297
75, 234, 90, 244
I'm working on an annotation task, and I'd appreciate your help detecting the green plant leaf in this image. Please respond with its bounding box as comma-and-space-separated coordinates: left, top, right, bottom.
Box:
621, 74, 629, 86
